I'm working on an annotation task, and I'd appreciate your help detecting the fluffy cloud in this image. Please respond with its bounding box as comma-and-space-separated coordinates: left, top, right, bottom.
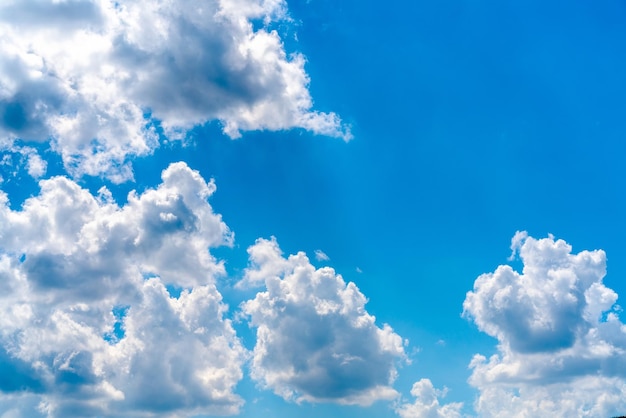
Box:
395, 379, 462, 418
0, 162, 246, 417
463, 232, 626, 417
240, 237, 406, 405
0, 0, 351, 182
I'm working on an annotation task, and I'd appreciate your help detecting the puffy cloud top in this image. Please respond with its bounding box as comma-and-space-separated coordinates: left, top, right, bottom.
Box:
0, 0, 351, 182
241, 237, 406, 405
464, 233, 609, 354
463, 232, 626, 417
395, 379, 462, 418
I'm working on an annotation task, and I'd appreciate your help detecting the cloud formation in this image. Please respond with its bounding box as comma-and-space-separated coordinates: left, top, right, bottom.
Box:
395, 379, 462, 418
314, 249, 330, 261
0, 162, 246, 417
463, 232, 626, 417
0, 0, 350, 182
240, 237, 406, 405
0, 143, 47, 181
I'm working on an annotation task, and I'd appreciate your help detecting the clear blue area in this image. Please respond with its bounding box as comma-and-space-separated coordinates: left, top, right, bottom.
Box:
103, 306, 130, 344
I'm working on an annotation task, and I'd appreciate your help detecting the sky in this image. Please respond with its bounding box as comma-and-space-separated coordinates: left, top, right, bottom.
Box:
1, 0, 626, 417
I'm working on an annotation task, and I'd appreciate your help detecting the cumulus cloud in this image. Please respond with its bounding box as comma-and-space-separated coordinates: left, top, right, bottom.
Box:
463, 232, 626, 417
0, 162, 246, 417
0, 0, 351, 182
240, 237, 406, 405
395, 379, 462, 418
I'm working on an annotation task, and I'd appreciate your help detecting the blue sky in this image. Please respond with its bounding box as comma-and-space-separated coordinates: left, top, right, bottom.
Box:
1, 0, 626, 417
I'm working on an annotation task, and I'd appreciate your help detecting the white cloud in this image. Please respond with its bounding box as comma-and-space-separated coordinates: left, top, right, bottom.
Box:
0, 0, 351, 182
507, 229, 528, 261
471, 376, 626, 418
240, 237, 406, 405
0, 162, 246, 417
314, 249, 329, 261
0, 395, 44, 418
236, 235, 290, 289
104, 278, 246, 416
395, 379, 462, 418
463, 232, 626, 417
25, 152, 46, 179
0, 144, 46, 179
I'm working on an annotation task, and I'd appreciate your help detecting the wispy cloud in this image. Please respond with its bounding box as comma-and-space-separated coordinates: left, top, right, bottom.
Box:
314, 249, 330, 261
0, 143, 47, 179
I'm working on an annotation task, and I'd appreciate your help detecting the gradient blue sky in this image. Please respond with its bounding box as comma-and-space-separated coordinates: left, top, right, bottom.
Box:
1, 0, 626, 417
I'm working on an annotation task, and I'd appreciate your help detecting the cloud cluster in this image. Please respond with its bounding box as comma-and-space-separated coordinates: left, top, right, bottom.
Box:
240, 237, 406, 405
0, 0, 350, 182
395, 379, 462, 418
0, 163, 412, 417
463, 232, 626, 417
0, 162, 246, 417
0, 143, 47, 181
